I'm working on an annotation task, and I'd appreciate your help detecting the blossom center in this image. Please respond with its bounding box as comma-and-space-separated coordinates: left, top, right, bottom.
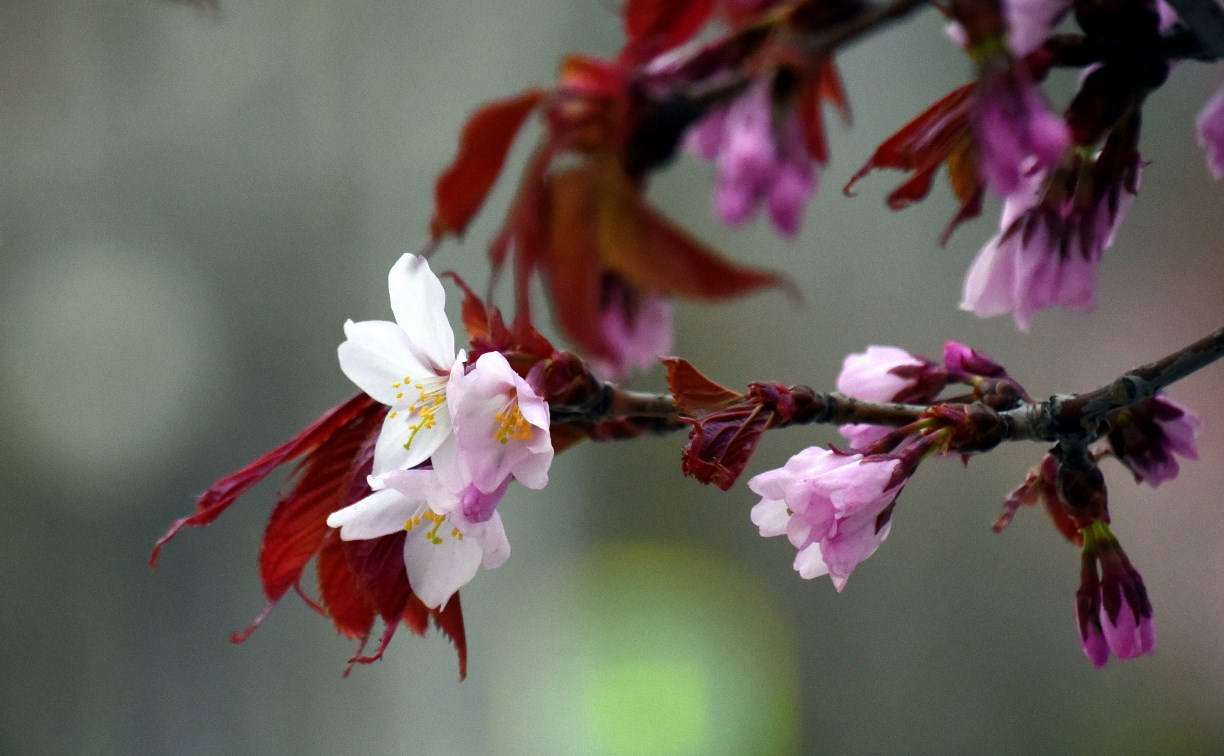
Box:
404, 509, 464, 545
387, 374, 448, 450
494, 400, 533, 445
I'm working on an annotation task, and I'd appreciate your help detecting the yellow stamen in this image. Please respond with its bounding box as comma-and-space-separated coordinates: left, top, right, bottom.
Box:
494, 401, 533, 445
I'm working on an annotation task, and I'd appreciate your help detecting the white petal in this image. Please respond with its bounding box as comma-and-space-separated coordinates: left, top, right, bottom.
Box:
387, 254, 455, 373
327, 487, 417, 541
371, 403, 453, 477
403, 518, 484, 610
338, 319, 433, 405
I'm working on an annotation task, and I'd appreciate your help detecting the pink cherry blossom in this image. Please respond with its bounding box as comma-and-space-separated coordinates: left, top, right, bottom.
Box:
835, 346, 946, 450
590, 279, 674, 379
1075, 521, 1155, 667
748, 447, 905, 591
1107, 395, 1202, 487
959, 163, 1137, 331
1196, 83, 1224, 179
327, 470, 512, 610
434, 350, 553, 496
974, 60, 1069, 198
686, 79, 818, 237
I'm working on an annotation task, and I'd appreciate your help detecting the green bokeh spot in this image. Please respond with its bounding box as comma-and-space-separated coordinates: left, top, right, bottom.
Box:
586, 658, 709, 754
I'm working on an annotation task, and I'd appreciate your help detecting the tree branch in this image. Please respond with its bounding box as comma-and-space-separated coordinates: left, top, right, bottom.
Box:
558, 324, 1224, 454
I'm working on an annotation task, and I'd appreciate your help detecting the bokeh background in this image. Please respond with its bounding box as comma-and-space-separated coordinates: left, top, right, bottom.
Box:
3, 2, 1223, 753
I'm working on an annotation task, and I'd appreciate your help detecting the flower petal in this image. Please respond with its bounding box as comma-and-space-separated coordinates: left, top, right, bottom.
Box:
338, 319, 434, 405
327, 487, 418, 541
371, 397, 453, 477
387, 254, 456, 373
403, 518, 484, 610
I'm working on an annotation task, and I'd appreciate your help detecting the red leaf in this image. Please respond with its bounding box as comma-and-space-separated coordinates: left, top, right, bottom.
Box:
317, 532, 377, 641
678, 382, 797, 490
622, 0, 716, 63
844, 83, 974, 198
592, 161, 790, 300
663, 357, 743, 415
344, 531, 413, 623
150, 393, 381, 567
258, 400, 384, 605
431, 89, 547, 241
432, 593, 469, 680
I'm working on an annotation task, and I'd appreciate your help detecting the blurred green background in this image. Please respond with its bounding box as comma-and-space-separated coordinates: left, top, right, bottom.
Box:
3, 2, 1223, 753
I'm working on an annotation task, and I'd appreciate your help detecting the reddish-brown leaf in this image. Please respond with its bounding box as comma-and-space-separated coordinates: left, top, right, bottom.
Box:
317, 532, 378, 641
150, 393, 381, 567
431, 594, 469, 680
622, 0, 716, 63
679, 382, 797, 490
663, 357, 743, 415
591, 159, 789, 300
542, 164, 610, 360
431, 89, 547, 241
258, 400, 384, 605
844, 83, 974, 199
344, 531, 413, 623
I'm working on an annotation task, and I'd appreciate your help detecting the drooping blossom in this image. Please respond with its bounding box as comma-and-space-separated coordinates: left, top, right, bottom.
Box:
1196, 84, 1224, 179
959, 146, 1138, 330
338, 253, 463, 476
973, 56, 1069, 198
328, 470, 512, 610
1106, 394, 1202, 487
748, 446, 910, 591
590, 275, 674, 379
434, 349, 553, 495
835, 345, 947, 450
687, 78, 817, 236
1076, 521, 1155, 667
944, 0, 1069, 198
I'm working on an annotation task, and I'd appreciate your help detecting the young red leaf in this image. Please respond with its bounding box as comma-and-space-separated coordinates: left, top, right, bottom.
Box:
317, 533, 378, 641
662, 357, 743, 415
622, 0, 716, 63
431, 88, 547, 241
257, 400, 384, 607
150, 393, 381, 567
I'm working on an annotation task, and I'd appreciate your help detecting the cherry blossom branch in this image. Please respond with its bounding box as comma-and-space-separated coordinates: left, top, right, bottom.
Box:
557, 324, 1224, 451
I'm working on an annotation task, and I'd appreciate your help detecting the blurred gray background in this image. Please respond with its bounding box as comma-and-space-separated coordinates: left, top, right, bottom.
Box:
3, 1, 1223, 753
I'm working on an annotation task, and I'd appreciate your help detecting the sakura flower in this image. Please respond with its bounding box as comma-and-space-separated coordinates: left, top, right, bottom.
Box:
1196, 83, 1224, 179
836, 346, 946, 450
959, 148, 1138, 330
1106, 395, 1202, 487
434, 350, 553, 495
328, 469, 512, 610
1075, 521, 1155, 667
748, 447, 907, 591
687, 78, 818, 236
590, 276, 674, 380
973, 57, 1069, 198
338, 253, 462, 477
